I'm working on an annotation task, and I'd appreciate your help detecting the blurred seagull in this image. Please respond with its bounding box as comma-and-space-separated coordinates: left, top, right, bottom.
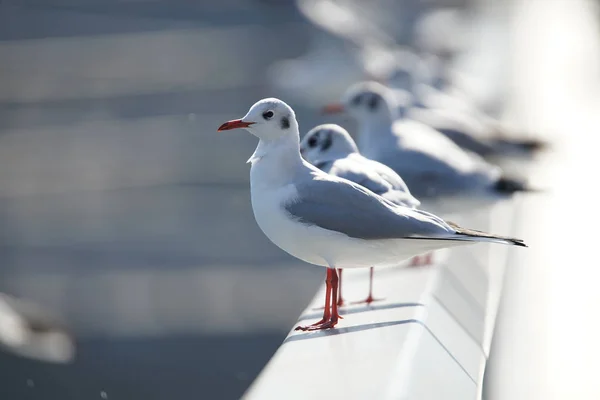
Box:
300, 124, 422, 305
387, 56, 548, 157
324, 81, 532, 202
292, 0, 546, 156
300, 124, 420, 208
0, 293, 75, 364
218, 97, 526, 331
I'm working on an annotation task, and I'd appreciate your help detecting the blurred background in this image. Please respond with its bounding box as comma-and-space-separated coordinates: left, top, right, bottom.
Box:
0, 0, 599, 399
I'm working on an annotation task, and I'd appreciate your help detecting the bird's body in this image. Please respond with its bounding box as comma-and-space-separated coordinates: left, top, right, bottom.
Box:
252, 155, 473, 269
316, 155, 421, 207
329, 81, 529, 200
300, 124, 420, 208
360, 118, 501, 198
218, 97, 526, 331
0, 293, 75, 363
408, 103, 546, 157
388, 58, 547, 157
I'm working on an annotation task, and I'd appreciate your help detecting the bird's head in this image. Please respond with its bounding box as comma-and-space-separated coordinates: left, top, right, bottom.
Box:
218, 98, 298, 142
300, 124, 359, 164
323, 81, 399, 124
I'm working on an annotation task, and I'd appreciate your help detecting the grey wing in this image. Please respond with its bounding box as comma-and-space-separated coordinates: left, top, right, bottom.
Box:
367, 161, 410, 192
328, 159, 420, 208
328, 160, 392, 196
384, 154, 496, 198
362, 158, 420, 207
409, 106, 495, 156
437, 128, 494, 156
378, 121, 500, 198
379, 189, 421, 208
284, 174, 453, 240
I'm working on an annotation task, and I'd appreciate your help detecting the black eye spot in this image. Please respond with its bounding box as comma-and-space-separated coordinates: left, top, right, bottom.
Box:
262, 110, 274, 120
321, 132, 332, 151
280, 116, 290, 129
351, 94, 362, 106
307, 136, 318, 148
368, 95, 379, 110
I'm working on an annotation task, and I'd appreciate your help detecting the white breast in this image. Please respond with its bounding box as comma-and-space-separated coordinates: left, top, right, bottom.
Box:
250, 182, 331, 267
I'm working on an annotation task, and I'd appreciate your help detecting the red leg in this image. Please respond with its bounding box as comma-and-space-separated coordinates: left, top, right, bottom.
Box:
296, 269, 331, 330
311, 268, 345, 311
423, 252, 434, 265
330, 269, 341, 323
352, 267, 383, 305
409, 253, 434, 267
296, 269, 340, 331
337, 268, 345, 306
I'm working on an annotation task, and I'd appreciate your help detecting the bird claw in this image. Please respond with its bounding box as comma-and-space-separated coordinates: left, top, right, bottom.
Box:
295, 319, 339, 331
351, 295, 383, 306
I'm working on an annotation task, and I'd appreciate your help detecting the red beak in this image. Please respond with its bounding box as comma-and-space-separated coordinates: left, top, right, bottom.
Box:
217, 119, 255, 131
321, 103, 345, 114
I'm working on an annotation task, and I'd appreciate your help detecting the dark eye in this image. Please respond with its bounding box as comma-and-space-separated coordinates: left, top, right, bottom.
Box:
307, 136, 318, 148
321, 133, 332, 150
351, 95, 362, 106
368, 95, 379, 110
262, 110, 274, 120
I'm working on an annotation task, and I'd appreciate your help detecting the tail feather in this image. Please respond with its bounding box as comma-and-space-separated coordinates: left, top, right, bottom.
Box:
494, 176, 531, 194
514, 138, 548, 152
494, 138, 549, 153
446, 221, 527, 247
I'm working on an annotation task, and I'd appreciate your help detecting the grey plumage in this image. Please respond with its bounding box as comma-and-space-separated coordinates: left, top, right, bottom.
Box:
300, 124, 420, 208
285, 172, 452, 240
367, 120, 499, 198
445, 221, 527, 247
285, 168, 525, 246
316, 156, 420, 207
437, 127, 496, 156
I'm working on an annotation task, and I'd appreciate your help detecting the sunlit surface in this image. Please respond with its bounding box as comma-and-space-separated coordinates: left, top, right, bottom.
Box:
486, 0, 600, 399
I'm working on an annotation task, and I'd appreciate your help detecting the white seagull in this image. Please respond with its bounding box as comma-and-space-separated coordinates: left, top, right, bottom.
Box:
0, 293, 75, 364
324, 81, 531, 201
218, 98, 526, 331
300, 124, 420, 209
386, 57, 547, 158
299, 123, 424, 306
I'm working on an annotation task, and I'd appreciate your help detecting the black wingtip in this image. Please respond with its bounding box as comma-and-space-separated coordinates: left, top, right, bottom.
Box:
510, 239, 528, 248
493, 135, 550, 154
518, 138, 548, 152
494, 176, 529, 194
446, 221, 528, 247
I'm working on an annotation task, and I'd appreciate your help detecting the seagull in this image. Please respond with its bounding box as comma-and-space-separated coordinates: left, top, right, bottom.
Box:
300, 123, 422, 306
0, 293, 75, 364
218, 97, 526, 331
324, 81, 532, 201
300, 124, 420, 208
386, 56, 547, 157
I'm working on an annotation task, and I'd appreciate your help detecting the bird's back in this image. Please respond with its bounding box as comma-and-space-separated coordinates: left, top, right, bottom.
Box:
364, 119, 500, 198
319, 154, 419, 208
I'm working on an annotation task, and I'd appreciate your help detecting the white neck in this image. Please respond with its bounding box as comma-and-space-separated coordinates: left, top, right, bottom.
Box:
357, 115, 397, 153
249, 134, 306, 189
315, 148, 356, 164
